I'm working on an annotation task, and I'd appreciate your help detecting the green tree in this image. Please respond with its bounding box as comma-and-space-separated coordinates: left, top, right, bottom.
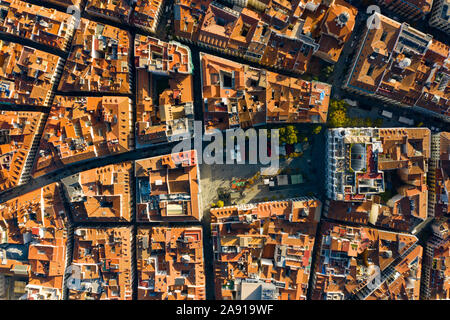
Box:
325, 65, 334, 76
374, 118, 383, 127
280, 125, 298, 144
287, 127, 298, 144
329, 99, 347, 112
279, 127, 286, 144
328, 109, 348, 127
313, 125, 322, 134
350, 118, 364, 127
286, 125, 297, 135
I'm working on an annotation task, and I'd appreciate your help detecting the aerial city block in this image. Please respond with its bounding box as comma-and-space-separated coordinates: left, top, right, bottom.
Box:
0, 0, 448, 301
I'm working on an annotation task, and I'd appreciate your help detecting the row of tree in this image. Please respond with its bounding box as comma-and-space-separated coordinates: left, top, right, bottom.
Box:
327, 99, 383, 128
278, 125, 322, 145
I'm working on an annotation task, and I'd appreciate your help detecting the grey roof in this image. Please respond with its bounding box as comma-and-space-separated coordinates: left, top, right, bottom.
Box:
61, 174, 83, 201
350, 144, 366, 172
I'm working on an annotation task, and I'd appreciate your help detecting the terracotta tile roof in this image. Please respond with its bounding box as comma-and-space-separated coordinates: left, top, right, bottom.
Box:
346, 13, 449, 117
0, 183, 69, 300
135, 36, 194, 146
0, 111, 41, 191
312, 222, 421, 300
58, 19, 131, 93
86, 0, 132, 21
46, 0, 81, 6
137, 227, 205, 300
174, 0, 357, 73
135, 150, 200, 222
69, 227, 132, 300
0, 0, 76, 50
201, 53, 331, 132
211, 198, 321, 300
33, 96, 133, 178
61, 162, 132, 222
132, 0, 164, 32
0, 40, 60, 106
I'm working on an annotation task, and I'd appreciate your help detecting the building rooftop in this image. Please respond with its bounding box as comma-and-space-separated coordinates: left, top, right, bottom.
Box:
326, 128, 430, 231
0, 183, 69, 300
0, 0, 76, 50
135, 36, 194, 147
32, 96, 133, 178
377, 0, 433, 17
46, 0, 82, 6
312, 222, 421, 300
135, 150, 201, 222
69, 227, 132, 300
0, 111, 41, 192
210, 198, 321, 300
175, 0, 357, 73
424, 218, 450, 299
201, 53, 331, 132
431, 132, 450, 217
137, 227, 205, 300
345, 12, 450, 117
61, 162, 132, 222
0, 40, 61, 106
58, 19, 131, 93
86, 0, 133, 21
404, 0, 434, 13
132, 0, 164, 32
324, 200, 371, 224
434, 0, 450, 23
85, 0, 164, 32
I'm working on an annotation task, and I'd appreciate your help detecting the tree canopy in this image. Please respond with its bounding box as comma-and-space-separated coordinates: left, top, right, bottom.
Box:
279, 125, 298, 145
